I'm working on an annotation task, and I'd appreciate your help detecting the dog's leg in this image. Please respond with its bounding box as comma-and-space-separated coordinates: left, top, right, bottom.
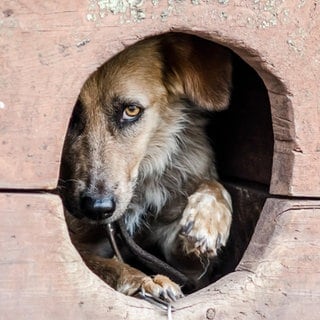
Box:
179, 180, 232, 258
81, 253, 183, 301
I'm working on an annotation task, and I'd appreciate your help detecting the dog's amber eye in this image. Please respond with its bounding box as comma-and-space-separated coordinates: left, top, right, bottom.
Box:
123, 105, 142, 120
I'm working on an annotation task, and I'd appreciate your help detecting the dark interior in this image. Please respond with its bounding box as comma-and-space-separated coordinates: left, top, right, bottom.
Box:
212, 54, 274, 186
208, 53, 274, 280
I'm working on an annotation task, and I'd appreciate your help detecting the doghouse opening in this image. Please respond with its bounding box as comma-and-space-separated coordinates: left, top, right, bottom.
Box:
59, 32, 273, 296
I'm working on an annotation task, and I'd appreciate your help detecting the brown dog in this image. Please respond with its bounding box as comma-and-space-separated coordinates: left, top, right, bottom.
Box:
59, 33, 233, 301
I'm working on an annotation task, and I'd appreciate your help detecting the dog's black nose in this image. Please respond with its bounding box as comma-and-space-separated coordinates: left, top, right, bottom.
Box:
80, 194, 116, 220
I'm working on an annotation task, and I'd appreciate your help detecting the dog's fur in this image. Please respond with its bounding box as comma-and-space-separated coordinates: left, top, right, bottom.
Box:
59, 33, 233, 300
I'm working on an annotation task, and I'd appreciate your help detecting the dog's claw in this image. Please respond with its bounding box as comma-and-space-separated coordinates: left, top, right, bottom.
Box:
180, 220, 194, 235
215, 233, 222, 249
167, 288, 178, 302
159, 291, 166, 301
160, 289, 176, 302
140, 275, 183, 302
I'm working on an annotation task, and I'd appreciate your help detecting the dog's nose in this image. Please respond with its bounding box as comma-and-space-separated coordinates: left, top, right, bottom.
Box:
80, 194, 116, 220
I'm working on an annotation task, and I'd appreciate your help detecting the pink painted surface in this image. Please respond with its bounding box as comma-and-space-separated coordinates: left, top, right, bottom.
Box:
0, 0, 319, 195
0, 194, 319, 319
0, 1, 320, 318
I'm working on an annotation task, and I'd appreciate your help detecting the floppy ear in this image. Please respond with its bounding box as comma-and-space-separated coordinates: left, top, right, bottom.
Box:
161, 33, 232, 111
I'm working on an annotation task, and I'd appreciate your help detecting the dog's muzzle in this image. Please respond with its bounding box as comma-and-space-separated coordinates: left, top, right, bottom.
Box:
80, 193, 116, 220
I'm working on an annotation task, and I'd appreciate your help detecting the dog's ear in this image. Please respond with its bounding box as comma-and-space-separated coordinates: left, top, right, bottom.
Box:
161, 34, 232, 111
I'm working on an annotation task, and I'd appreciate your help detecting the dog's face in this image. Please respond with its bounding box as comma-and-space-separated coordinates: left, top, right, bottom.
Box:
60, 33, 232, 223
61, 44, 170, 223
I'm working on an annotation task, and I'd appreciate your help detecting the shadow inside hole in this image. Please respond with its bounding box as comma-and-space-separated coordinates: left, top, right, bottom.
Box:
207, 54, 273, 280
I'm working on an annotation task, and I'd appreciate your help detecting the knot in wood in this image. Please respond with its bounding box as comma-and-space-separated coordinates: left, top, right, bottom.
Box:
206, 307, 216, 319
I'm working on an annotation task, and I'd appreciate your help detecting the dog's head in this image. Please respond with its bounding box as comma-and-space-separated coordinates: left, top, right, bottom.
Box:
60, 33, 232, 223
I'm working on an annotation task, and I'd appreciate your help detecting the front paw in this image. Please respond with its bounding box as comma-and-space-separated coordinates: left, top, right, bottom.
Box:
118, 274, 183, 302
179, 181, 232, 258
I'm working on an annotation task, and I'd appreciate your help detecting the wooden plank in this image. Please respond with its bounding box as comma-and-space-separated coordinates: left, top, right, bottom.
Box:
1, 193, 319, 319
0, 193, 161, 319
174, 198, 320, 319
0, 0, 319, 195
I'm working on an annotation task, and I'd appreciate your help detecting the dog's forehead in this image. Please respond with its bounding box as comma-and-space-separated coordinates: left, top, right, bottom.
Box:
106, 58, 163, 92
81, 41, 168, 110
99, 68, 165, 109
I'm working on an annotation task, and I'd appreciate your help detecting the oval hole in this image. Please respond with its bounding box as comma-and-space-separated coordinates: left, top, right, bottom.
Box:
59, 32, 273, 296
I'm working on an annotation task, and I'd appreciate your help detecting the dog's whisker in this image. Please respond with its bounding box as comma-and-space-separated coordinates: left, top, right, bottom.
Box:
197, 255, 211, 280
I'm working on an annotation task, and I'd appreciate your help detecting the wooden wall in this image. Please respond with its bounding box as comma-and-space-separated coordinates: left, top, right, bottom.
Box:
1, 1, 319, 319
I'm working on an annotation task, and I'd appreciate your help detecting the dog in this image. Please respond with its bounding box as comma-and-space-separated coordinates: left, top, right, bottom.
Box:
59, 32, 233, 301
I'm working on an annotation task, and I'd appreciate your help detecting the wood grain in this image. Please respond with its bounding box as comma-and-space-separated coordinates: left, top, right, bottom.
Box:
0, 193, 161, 319
173, 198, 320, 319
0, 0, 319, 195
1, 194, 319, 319
0, 1, 320, 317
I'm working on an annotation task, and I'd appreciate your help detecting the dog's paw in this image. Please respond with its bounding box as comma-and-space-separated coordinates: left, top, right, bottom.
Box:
179, 181, 232, 258
141, 275, 184, 301
118, 274, 183, 301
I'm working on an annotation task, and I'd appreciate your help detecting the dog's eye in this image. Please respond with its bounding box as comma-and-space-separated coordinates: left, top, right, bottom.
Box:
122, 105, 142, 120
